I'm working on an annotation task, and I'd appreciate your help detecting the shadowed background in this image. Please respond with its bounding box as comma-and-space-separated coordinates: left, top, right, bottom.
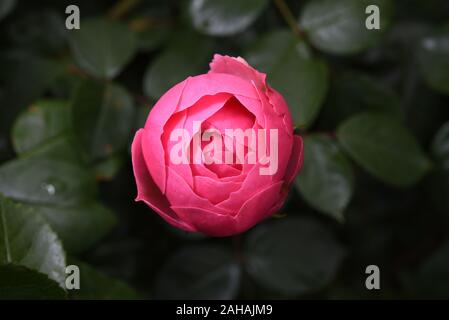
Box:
0, 0, 449, 299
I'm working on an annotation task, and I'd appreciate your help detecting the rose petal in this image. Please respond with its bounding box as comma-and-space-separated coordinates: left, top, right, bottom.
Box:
216, 162, 280, 213
204, 162, 242, 178
203, 96, 255, 133
283, 134, 304, 187
165, 165, 232, 215
161, 93, 234, 188
266, 87, 294, 137
171, 181, 284, 237
171, 206, 237, 237
144, 79, 188, 131
141, 127, 167, 193
177, 73, 259, 112
161, 110, 194, 187
209, 54, 267, 92
193, 175, 241, 204
182, 93, 232, 135
234, 181, 284, 230
251, 81, 294, 180
142, 79, 189, 193
131, 129, 195, 232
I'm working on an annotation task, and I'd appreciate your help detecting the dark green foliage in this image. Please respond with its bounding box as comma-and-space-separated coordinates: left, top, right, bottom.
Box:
296, 135, 353, 221
0, 0, 448, 300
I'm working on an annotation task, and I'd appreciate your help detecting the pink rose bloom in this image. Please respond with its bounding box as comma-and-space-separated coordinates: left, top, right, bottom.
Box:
131, 54, 303, 236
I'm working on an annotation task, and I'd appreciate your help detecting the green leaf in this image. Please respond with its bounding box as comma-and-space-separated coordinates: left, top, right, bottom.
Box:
32, 203, 117, 254
69, 259, 140, 300
0, 136, 115, 253
428, 122, 449, 215
403, 75, 448, 145
432, 121, 449, 169
404, 241, 449, 298
72, 80, 135, 161
426, 168, 449, 217
246, 29, 328, 128
137, 25, 171, 52
0, 52, 64, 132
12, 100, 71, 154
189, 0, 267, 36
6, 10, 67, 55
245, 217, 345, 296
319, 71, 401, 128
154, 245, 240, 299
94, 154, 125, 181
296, 135, 353, 221
0, 0, 16, 22
69, 18, 137, 79
337, 112, 432, 187
300, 0, 393, 55
0, 195, 67, 288
143, 31, 215, 99
0, 137, 96, 207
417, 27, 449, 95
0, 264, 66, 299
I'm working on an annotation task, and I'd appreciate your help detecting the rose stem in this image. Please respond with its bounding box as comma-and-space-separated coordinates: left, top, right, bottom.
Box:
273, 0, 306, 40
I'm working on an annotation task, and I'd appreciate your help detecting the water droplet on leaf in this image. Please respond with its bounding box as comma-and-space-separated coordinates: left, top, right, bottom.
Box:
41, 182, 56, 196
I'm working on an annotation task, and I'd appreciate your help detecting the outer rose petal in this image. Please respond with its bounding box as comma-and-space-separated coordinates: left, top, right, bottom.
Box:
209, 54, 267, 91
176, 73, 260, 113
234, 181, 285, 230
143, 79, 188, 193
131, 129, 195, 232
165, 166, 232, 215
216, 162, 277, 213
172, 181, 283, 236
284, 135, 304, 187
266, 87, 293, 136
251, 83, 293, 181
171, 206, 237, 237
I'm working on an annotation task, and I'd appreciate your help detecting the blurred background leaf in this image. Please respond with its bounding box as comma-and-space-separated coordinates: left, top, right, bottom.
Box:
0, 265, 66, 299
318, 71, 401, 130
72, 80, 135, 161
153, 245, 241, 299
143, 30, 215, 99
0, 0, 16, 22
189, 0, 268, 36
417, 26, 449, 95
6, 9, 67, 55
2, 132, 116, 254
296, 134, 353, 221
69, 259, 140, 299
0, 196, 67, 287
402, 241, 449, 298
69, 18, 137, 79
1, 0, 449, 300
300, 0, 393, 55
0, 51, 64, 135
432, 121, 449, 169
12, 100, 71, 154
245, 217, 345, 297
337, 112, 432, 187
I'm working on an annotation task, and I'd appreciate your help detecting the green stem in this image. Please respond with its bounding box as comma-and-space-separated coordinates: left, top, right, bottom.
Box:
273, 0, 306, 40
